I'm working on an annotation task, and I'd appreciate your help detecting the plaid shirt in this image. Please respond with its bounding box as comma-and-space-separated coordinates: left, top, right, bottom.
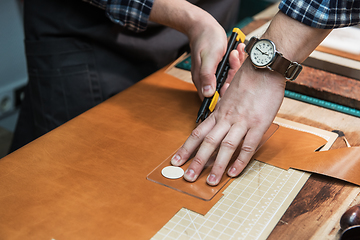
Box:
279, 0, 360, 29
83, 0, 154, 32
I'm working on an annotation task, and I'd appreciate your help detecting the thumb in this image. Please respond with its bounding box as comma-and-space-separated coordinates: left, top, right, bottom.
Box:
198, 52, 221, 98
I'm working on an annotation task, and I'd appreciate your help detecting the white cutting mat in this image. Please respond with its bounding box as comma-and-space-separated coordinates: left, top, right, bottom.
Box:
151, 118, 337, 240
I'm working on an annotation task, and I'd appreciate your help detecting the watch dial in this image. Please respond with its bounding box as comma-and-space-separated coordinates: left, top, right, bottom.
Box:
250, 39, 275, 67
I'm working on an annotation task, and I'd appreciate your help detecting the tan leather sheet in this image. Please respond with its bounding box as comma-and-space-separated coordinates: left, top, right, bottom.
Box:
292, 147, 360, 185
0, 68, 358, 239
253, 126, 360, 186
259, 144, 360, 186
0, 69, 217, 239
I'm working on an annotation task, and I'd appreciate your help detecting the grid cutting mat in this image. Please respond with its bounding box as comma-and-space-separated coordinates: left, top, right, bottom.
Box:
151, 118, 337, 240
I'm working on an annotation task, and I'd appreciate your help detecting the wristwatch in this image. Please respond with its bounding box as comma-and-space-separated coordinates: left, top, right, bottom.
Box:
245, 36, 303, 81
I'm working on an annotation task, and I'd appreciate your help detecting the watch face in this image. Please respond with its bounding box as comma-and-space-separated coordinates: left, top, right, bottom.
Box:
250, 39, 276, 67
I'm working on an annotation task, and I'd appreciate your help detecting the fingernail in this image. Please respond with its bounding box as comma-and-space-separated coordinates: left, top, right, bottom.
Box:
171, 154, 181, 165
202, 85, 212, 94
207, 174, 217, 185
228, 167, 237, 177
185, 169, 196, 181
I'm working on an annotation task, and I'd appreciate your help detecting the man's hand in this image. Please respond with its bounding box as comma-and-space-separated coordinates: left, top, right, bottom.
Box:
171, 60, 286, 185
189, 29, 246, 99
149, 0, 245, 99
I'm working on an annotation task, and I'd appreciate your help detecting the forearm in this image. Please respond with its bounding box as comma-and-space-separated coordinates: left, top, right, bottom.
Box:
263, 11, 332, 65
150, 0, 230, 98
149, 0, 220, 40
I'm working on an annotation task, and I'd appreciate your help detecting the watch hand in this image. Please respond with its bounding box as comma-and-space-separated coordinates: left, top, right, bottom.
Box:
256, 47, 266, 55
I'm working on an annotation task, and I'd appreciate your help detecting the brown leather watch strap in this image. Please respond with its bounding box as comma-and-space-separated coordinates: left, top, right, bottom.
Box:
270, 53, 303, 81
245, 37, 257, 54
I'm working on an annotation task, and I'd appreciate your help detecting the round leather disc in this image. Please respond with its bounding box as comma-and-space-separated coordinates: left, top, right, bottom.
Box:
161, 166, 184, 179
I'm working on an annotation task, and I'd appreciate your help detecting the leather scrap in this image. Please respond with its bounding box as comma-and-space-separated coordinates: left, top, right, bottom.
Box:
253, 126, 360, 186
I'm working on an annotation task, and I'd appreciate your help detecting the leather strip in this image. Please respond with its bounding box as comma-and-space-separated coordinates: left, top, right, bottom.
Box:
270, 53, 292, 76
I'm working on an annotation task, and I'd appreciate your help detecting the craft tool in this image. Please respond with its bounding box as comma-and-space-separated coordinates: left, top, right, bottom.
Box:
196, 28, 246, 123
340, 226, 360, 240
340, 204, 360, 230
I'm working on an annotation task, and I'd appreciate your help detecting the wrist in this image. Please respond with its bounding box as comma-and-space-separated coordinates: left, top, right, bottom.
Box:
241, 59, 287, 88
185, 8, 221, 41
149, 0, 216, 38
261, 11, 331, 63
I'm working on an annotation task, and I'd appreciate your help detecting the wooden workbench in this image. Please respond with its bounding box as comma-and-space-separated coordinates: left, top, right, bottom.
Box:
268, 101, 360, 240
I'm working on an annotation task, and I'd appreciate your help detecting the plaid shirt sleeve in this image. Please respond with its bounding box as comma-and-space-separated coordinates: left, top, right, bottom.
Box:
83, 0, 154, 32
279, 0, 360, 29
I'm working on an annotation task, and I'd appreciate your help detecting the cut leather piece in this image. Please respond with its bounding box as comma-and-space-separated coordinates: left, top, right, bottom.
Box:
253, 126, 328, 170
286, 147, 360, 186
254, 127, 360, 186
147, 123, 279, 201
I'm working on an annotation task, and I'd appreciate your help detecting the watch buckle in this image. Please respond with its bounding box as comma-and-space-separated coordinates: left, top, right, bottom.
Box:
285, 62, 302, 81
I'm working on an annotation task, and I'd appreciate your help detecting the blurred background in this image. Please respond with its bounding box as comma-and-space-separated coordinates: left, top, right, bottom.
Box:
0, 0, 26, 158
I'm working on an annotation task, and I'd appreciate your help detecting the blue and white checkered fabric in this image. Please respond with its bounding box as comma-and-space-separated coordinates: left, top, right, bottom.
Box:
84, 0, 154, 32
279, 0, 360, 28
